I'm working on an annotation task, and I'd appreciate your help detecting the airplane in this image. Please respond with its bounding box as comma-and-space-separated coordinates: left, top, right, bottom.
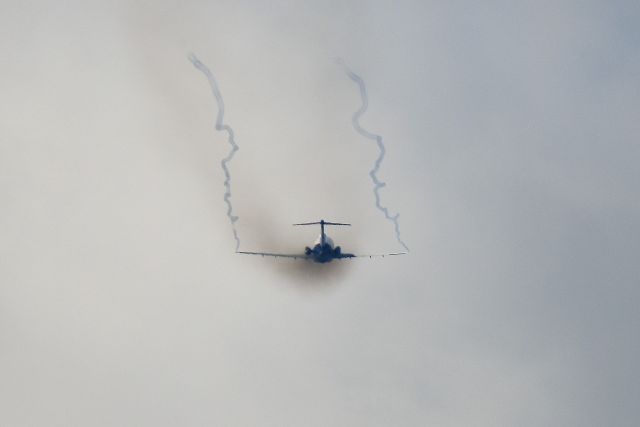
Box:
237, 219, 406, 263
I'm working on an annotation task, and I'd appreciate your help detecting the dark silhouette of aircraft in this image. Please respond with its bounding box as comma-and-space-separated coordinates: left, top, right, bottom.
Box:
237, 219, 406, 263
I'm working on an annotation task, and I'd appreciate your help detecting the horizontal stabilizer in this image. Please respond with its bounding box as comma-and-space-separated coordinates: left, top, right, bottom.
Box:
293, 220, 351, 226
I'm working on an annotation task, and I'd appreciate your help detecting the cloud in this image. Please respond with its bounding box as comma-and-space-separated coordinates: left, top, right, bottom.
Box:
1, 0, 639, 425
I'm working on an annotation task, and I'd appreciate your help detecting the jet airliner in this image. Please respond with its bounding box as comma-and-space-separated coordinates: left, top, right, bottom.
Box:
237, 219, 406, 263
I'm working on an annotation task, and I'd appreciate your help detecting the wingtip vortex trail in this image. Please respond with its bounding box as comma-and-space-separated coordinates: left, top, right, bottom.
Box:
338, 59, 410, 253
189, 53, 241, 252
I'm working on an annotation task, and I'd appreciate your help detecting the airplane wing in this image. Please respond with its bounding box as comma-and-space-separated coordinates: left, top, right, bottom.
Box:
343, 252, 407, 259
237, 251, 309, 260
237, 251, 406, 260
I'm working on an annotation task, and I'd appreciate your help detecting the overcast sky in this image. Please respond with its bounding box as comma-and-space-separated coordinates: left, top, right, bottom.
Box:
1, 0, 639, 426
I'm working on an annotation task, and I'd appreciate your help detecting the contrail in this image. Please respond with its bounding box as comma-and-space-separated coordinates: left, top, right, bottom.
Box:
337, 59, 410, 253
189, 53, 240, 252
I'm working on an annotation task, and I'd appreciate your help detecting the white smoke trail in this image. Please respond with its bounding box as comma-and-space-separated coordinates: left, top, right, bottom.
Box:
189, 53, 240, 252
337, 59, 410, 253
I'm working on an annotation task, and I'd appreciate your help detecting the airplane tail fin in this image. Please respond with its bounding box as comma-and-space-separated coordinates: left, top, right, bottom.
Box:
293, 220, 349, 250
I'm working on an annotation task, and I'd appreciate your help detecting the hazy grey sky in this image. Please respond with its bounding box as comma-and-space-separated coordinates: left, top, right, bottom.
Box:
1, 0, 639, 425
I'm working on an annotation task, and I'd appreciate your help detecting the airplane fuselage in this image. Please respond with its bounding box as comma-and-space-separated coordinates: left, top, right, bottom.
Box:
305, 241, 343, 263
304, 222, 353, 263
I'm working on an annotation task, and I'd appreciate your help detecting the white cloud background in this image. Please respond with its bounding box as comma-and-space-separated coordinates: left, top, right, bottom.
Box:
1, 0, 639, 425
